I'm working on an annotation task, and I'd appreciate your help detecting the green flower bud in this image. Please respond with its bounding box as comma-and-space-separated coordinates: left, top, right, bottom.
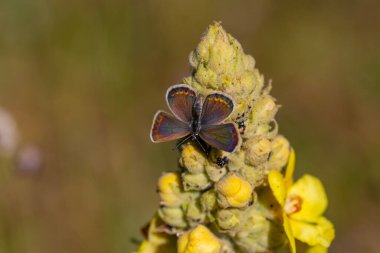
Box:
182, 172, 211, 191
268, 135, 290, 172
200, 190, 217, 212
227, 151, 245, 172
233, 206, 286, 252
239, 164, 265, 187
158, 206, 187, 228
205, 163, 227, 182
216, 209, 241, 231
244, 137, 272, 166
186, 199, 206, 227
180, 143, 207, 174
250, 96, 278, 123
184, 22, 264, 117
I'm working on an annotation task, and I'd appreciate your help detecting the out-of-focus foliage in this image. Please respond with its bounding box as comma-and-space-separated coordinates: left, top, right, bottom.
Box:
0, 0, 379, 253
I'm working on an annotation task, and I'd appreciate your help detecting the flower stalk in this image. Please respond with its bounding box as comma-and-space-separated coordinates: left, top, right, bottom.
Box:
134, 22, 335, 253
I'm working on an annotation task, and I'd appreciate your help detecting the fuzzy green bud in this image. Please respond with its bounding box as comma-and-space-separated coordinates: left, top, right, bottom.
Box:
200, 190, 217, 212
250, 96, 278, 123
205, 163, 227, 182
233, 206, 286, 252
180, 143, 207, 174
268, 135, 291, 171
182, 172, 211, 191
244, 137, 272, 166
184, 22, 264, 118
239, 164, 265, 187
158, 206, 187, 229
186, 199, 206, 227
216, 209, 241, 231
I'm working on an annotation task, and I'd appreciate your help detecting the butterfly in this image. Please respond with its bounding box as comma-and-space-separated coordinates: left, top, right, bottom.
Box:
150, 84, 241, 153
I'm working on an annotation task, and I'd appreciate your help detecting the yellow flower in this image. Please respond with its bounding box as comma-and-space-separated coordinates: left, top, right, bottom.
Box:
134, 215, 176, 253
216, 173, 253, 208
158, 172, 183, 207
268, 149, 335, 253
177, 225, 221, 253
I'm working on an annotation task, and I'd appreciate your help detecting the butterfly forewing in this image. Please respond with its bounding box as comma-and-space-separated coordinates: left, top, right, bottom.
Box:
150, 111, 191, 142
201, 93, 234, 125
166, 84, 197, 123
199, 123, 240, 152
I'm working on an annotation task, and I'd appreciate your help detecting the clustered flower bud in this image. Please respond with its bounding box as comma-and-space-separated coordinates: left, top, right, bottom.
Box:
216, 173, 252, 208
135, 22, 334, 253
178, 225, 221, 253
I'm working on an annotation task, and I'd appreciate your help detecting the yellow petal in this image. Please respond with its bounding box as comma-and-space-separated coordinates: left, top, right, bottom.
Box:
304, 244, 328, 253
284, 148, 296, 189
268, 170, 286, 207
283, 213, 296, 253
288, 174, 328, 222
290, 217, 335, 248
177, 225, 221, 253
134, 216, 176, 253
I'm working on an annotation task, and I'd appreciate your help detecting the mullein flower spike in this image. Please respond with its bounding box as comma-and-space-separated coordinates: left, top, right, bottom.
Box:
136, 22, 335, 253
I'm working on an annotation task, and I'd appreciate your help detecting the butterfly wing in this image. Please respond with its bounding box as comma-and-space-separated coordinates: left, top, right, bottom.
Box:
150, 111, 191, 142
199, 123, 240, 152
166, 84, 197, 123
201, 92, 234, 125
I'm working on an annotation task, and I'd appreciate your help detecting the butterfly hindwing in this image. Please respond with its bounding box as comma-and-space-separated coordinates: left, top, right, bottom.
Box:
201, 92, 234, 125
199, 123, 240, 152
150, 111, 191, 142
166, 84, 197, 123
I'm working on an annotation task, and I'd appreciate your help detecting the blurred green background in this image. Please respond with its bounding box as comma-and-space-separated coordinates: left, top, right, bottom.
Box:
0, 0, 379, 252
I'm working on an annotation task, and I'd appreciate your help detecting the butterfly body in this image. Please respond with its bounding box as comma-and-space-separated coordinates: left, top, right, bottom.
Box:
151, 84, 241, 153
190, 96, 202, 136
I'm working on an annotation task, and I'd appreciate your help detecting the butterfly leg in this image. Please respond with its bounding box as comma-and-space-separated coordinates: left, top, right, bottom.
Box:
193, 136, 210, 155
174, 134, 192, 151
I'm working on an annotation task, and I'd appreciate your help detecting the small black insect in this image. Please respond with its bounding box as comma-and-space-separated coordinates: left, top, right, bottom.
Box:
216, 156, 229, 167
238, 121, 245, 130
236, 117, 246, 135
236, 109, 250, 135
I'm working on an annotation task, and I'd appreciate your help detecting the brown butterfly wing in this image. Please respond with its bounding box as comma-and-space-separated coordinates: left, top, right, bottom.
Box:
201, 92, 234, 125
199, 123, 240, 152
166, 84, 197, 123
150, 111, 191, 142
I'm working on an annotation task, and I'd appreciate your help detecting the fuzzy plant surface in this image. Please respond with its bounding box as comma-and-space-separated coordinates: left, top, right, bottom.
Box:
134, 23, 335, 253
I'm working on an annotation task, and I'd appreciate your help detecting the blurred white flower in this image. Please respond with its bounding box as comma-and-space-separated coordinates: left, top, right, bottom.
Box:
17, 144, 43, 173
0, 107, 20, 156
